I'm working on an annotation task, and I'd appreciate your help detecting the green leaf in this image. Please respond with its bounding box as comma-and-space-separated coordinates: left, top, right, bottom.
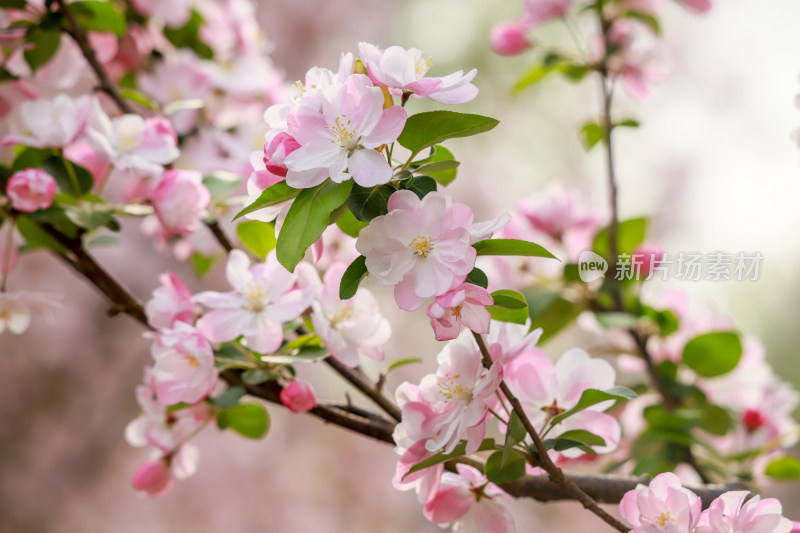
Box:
234, 181, 299, 220
617, 119, 640, 129
63, 204, 115, 230
24, 27, 61, 71
405, 438, 497, 479
190, 252, 218, 277
487, 304, 529, 325
346, 183, 394, 221
236, 220, 276, 259
489, 290, 527, 309
203, 173, 241, 202
241, 369, 277, 386
397, 111, 499, 159
556, 429, 607, 447
335, 209, 367, 238
485, 450, 527, 484
209, 385, 246, 408
259, 347, 329, 365
69, 1, 127, 35
473, 238, 557, 259
11, 147, 53, 172
626, 10, 661, 35
386, 357, 423, 373
119, 88, 158, 110
401, 175, 437, 200
465, 267, 488, 288
765, 456, 800, 480
217, 403, 270, 439
697, 404, 732, 436
594, 311, 640, 330
0, 0, 26, 8
513, 63, 556, 92
16, 216, 66, 252
413, 145, 458, 186
339, 255, 368, 300
502, 411, 527, 466
541, 438, 598, 456
42, 156, 94, 197
579, 121, 605, 150
682, 331, 742, 378
593, 217, 648, 260
276, 180, 352, 272
163, 10, 213, 59
549, 387, 637, 427
524, 288, 583, 343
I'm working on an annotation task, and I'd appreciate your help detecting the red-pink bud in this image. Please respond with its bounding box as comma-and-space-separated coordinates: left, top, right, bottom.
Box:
490, 21, 532, 56
132, 458, 173, 497
632, 243, 664, 279
280, 379, 317, 414
6, 168, 57, 212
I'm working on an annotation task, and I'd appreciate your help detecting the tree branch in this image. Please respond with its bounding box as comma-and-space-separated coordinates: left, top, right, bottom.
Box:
324, 357, 402, 422
206, 220, 234, 253
55, 0, 134, 115
472, 332, 630, 532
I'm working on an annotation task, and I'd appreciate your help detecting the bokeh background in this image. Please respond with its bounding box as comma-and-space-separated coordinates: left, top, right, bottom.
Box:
2, 0, 800, 531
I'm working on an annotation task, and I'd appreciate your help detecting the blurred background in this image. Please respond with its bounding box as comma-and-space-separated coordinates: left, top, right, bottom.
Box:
2, 0, 800, 531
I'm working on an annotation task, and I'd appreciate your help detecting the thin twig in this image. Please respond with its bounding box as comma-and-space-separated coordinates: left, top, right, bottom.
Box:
325, 357, 402, 422
471, 332, 630, 532
206, 220, 233, 253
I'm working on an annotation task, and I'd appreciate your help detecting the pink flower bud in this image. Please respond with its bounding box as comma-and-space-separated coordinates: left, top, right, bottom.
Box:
6, 168, 57, 212
677, 0, 712, 13
490, 21, 532, 56
132, 458, 173, 497
280, 380, 317, 414
632, 243, 664, 279
150, 169, 210, 237
264, 133, 301, 178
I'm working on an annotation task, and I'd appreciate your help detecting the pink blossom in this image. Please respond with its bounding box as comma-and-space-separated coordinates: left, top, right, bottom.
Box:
2, 93, 92, 148
280, 379, 318, 413
356, 190, 478, 311
132, 457, 173, 497
696, 492, 792, 533
677, 0, 712, 13
264, 132, 301, 180
130, 0, 192, 28
150, 169, 210, 237
423, 464, 515, 533
603, 20, 665, 99
145, 272, 196, 330
84, 105, 180, 178
395, 331, 502, 454
618, 472, 702, 533
6, 168, 57, 212
632, 243, 665, 279
194, 250, 314, 353
150, 323, 218, 406
393, 439, 444, 504
427, 283, 493, 341
0, 290, 61, 335
64, 140, 111, 184
283, 73, 407, 188
490, 21, 532, 56
522, 0, 574, 26
358, 42, 478, 105
310, 262, 391, 367
486, 319, 543, 366
504, 348, 621, 456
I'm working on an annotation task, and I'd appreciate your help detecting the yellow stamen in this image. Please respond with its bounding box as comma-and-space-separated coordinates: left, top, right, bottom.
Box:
409, 235, 433, 257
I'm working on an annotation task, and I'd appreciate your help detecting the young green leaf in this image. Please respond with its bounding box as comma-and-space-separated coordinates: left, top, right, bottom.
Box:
397, 111, 499, 159
276, 180, 353, 272
236, 220, 276, 259
234, 181, 299, 220
485, 450, 527, 484
593, 217, 648, 259
682, 331, 742, 378
548, 386, 637, 427
335, 209, 368, 237
209, 385, 246, 408
464, 267, 489, 288
404, 438, 497, 479
217, 403, 270, 439
765, 456, 800, 480
579, 122, 605, 150
339, 255, 368, 300
69, 1, 127, 35
24, 27, 60, 71
412, 145, 459, 186
473, 238, 557, 259
346, 183, 394, 221
489, 290, 527, 309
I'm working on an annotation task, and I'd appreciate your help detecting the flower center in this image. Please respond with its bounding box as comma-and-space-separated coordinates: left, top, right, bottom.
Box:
327, 114, 357, 149
655, 511, 673, 528
414, 54, 433, 78
438, 373, 470, 402
243, 283, 268, 313
541, 399, 565, 417
185, 354, 200, 368
328, 304, 354, 329
409, 235, 433, 257
450, 304, 463, 319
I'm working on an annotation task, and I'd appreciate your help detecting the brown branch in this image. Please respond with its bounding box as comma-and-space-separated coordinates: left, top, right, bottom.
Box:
324, 357, 402, 422
206, 220, 233, 253
472, 331, 630, 532
55, 0, 134, 115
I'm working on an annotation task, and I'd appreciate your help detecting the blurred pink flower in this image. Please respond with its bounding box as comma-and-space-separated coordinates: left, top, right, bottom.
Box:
358, 42, 479, 104
310, 262, 391, 367
486, 319, 543, 366
145, 271, 196, 330
2, 93, 92, 148
194, 250, 313, 353
150, 169, 210, 237
6, 168, 57, 212
618, 472, 702, 533
424, 464, 515, 533
427, 282, 493, 341
490, 21, 532, 56
150, 322, 218, 406
696, 492, 792, 533
0, 290, 61, 335
522, 0, 573, 26
356, 190, 478, 311
677, 0, 712, 13
284, 74, 407, 188
280, 379, 318, 414
130, 0, 192, 28
132, 457, 173, 497
393, 439, 444, 504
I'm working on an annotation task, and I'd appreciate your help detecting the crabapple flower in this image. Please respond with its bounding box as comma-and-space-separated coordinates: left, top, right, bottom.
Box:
130, 0, 193, 28
283, 73, 407, 188
523, 0, 574, 26
150, 323, 218, 406
504, 347, 621, 456
310, 262, 391, 367
490, 22, 532, 56
603, 19, 664, 99
618, 472, 702, 533
395, 331, 502, 454
6, 168, 57, 212
280, 379, 318, 414
194, 250, 314, 353
2, 93, 92, 148
427, 283, 493, 341
485, 319, 543, 366
695, 492, 792, 533
0, 291, 61, 335
145, 272, 196, 330
358, 42, 479, 104
84, 107, 180, 178
357, 190, 496, 311
393, 439, 445, 504
423, 464, 515, 533
677, 0, 712, 13
149, 169, 210, 237
132, 457, 173, 497
262, 132, 301, 181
